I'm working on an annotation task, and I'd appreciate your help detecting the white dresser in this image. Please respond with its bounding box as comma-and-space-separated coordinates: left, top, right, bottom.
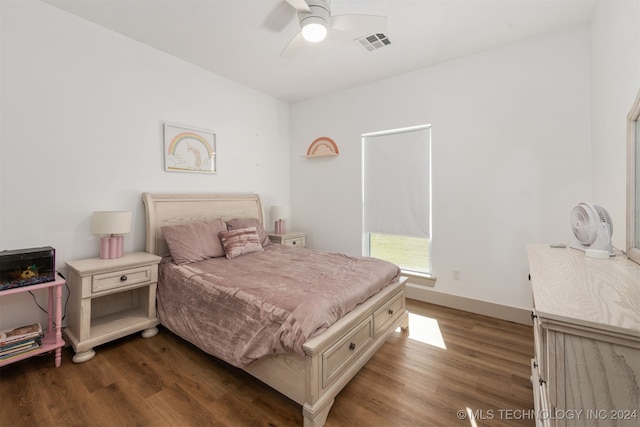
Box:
527, 244, 639, 427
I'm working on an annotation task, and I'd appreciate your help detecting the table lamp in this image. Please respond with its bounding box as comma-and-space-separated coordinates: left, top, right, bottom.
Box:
271, 205, 290, 234
92, 211, 132, 259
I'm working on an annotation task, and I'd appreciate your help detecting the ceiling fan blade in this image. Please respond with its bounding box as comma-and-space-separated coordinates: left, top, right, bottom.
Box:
330, 14, 387, 38
286, 0, 311, 12
263, 1, 296, 32
280, 31, 306, 58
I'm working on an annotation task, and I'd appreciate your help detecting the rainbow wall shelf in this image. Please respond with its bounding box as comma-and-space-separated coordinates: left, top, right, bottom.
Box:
304, 137, 339, 158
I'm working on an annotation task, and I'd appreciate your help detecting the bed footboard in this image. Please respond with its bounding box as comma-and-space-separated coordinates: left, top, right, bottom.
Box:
245, 277, 408, 427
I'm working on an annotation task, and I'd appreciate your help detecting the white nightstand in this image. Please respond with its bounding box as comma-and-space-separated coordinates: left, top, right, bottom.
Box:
64, 252, 161, 363
268, 231, 306, 248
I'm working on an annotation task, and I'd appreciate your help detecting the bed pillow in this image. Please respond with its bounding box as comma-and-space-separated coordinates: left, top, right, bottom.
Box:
219, 227, 264, 259
162, 219, 227, 264
225, 217, 270, 247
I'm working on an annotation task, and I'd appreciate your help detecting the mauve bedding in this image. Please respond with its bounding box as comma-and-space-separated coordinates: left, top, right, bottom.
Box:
157, 244, 400, 368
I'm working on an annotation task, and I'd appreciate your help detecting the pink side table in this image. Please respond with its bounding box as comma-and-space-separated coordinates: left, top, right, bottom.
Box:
0, 274, 65, 368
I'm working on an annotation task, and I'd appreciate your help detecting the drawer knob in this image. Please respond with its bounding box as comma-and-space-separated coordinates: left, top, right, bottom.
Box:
388, 308, 394, 315
292, 241, 297, 245
120, 275, 128, 282
349, 342, 356, 351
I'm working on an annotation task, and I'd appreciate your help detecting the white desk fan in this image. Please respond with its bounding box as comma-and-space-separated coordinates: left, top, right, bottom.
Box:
570, 203, 614, 257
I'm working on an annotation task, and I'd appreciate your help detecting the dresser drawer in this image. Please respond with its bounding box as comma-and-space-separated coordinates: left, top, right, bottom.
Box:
322, 317, 373, 388
373, 291, 404, 337
92, 265, 154, 293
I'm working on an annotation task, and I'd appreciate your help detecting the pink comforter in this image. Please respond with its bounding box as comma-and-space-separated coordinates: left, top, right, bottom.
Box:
157, 244, 400, 368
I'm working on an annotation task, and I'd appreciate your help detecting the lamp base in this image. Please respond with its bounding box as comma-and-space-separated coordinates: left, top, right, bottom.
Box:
274, 219, 287, 234
99, 236, 125, 259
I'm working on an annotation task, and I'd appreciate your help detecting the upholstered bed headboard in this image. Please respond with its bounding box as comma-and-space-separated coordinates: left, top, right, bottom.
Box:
142, 193, 264, 257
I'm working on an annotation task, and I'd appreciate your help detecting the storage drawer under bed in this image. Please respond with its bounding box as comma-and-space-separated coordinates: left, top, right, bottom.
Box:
322, 317, 373, 388
373, 291, 404, 337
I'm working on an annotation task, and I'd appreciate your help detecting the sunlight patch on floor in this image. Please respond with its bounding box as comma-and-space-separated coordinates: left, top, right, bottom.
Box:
400, 312, 446, 349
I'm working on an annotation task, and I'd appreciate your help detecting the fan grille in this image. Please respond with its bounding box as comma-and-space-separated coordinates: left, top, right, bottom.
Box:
571, 205, 595, 245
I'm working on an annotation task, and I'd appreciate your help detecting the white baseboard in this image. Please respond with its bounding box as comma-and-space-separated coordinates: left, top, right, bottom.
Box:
405, 283, 532, 325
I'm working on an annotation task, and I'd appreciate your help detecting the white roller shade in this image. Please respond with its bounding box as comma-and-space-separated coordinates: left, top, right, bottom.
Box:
363, 126, 430, 238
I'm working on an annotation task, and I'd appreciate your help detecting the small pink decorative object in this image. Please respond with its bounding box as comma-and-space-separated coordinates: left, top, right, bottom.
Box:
271, 205, 289, 235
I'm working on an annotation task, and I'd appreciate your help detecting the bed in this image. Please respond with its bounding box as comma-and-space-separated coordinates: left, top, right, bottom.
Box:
142, 193, 409, 427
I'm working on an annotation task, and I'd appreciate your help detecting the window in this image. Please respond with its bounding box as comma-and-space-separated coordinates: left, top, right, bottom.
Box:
362, 125, 431, 274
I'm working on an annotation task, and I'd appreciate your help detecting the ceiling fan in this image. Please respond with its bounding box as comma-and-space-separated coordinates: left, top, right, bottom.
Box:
278, 0, 388, 57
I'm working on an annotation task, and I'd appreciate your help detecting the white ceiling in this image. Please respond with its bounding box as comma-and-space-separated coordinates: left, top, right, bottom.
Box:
45, 0, 598, 103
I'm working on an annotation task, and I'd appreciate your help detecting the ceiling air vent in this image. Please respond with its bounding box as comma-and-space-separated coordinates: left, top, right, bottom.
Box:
357, 33, 391, 51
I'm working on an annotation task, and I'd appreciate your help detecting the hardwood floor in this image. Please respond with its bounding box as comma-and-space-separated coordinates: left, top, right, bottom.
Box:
0, 299, 534, 427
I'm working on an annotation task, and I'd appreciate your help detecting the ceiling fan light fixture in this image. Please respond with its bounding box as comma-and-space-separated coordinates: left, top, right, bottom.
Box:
298, 0, 330, 43
301, 18, 327, 42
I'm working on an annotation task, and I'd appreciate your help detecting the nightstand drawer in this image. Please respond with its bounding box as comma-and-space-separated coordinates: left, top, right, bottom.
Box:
268, 232, 306, 247
92, 265, 153, 293
283, 236, 305, 247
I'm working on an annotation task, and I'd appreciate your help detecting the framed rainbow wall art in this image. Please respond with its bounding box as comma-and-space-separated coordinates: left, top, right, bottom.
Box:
164, 122, 216, 173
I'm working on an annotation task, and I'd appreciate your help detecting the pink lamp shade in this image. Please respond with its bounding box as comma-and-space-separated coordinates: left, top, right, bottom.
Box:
92, 211, 132, 259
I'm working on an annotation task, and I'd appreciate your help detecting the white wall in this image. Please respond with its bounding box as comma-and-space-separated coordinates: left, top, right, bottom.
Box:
0, 1, 290, 328
290, 27, 593, 313
591, 0, 640, 250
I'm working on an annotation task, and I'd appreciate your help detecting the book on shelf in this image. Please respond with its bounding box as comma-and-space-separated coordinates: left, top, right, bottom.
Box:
0, 323, 43, 346
0, 337, 39, 353
0, 323, 43, 360
0, 340, 40, 359
0, 344, 40, 360
0, 322, 43, 344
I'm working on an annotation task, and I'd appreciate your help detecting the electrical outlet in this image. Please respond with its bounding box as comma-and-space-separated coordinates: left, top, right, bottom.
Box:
453, 270, 461, 281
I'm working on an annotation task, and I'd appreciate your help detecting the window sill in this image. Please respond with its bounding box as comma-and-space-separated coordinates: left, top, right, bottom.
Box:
401, 270, 437, 287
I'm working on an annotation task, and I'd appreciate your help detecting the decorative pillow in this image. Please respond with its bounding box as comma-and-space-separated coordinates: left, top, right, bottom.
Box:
225, 217, 270, 247
219, 227, 264, 259
161, 219, 227, 264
